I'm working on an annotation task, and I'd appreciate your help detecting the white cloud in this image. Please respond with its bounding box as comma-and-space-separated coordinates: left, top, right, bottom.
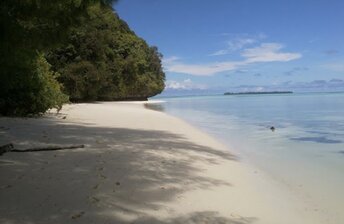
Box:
162, 56, 180, 64
166, 61, 242, 76
210, 49, 229, 56
228, 38, 257, 51
210, 38, 257, 56
255, 86, 265, 91
210, 33, 266, 56
242, 43, 301, 63
165, 79, 207, 90
164, 43, 302, 76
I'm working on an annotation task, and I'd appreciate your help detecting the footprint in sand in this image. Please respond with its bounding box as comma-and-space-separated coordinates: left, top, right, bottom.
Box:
88, 196, 100, 204
93, 183, 100, 190
1, 184, 12, 189
71, 211, 85, 219
98, 173, 107, 179
97, 167, 104, 171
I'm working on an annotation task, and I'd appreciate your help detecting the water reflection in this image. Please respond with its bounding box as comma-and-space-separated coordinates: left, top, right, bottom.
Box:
144, 103, 165, 112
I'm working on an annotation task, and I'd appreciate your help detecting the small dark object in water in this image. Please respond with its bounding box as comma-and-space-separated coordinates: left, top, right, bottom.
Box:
116, 182, 120, 186
270, 126, 275, 131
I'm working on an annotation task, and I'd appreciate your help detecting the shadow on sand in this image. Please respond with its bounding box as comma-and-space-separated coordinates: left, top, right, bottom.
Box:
0, 117, 256, 224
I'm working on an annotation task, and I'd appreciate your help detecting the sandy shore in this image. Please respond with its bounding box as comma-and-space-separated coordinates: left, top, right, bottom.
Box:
0, 102, 323, 224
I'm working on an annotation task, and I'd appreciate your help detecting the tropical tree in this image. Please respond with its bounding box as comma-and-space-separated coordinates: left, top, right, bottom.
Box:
0, 0, 115, 115
47, 4, 165, 102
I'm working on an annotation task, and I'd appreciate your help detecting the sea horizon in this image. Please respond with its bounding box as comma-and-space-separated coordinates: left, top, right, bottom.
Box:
154, 90, 344, 99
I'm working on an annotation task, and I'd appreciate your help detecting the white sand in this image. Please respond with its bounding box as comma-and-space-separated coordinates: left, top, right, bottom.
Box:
0, 102, 325, 224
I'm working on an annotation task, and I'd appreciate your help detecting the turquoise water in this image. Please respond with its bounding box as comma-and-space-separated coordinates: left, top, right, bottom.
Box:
152, 92, 344, 220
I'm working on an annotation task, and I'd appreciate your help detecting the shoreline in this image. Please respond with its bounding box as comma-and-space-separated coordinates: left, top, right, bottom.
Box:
154, 97, 344, 224
0, 102, 323, 224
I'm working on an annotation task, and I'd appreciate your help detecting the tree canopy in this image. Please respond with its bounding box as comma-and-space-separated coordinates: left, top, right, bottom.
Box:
47, 5, 165, 101
0, 1, 165, 116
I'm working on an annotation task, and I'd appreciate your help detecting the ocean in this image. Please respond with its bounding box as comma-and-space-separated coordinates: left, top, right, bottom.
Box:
151, 92, 344, 220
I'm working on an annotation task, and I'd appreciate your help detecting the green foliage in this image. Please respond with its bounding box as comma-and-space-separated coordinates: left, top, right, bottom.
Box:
0, 0, 115, 116
30, 54, 69, 115
60, 61, 101, 101
0, 1, 114, 55
0, 0, 164, 116
0, 54, 68, 116
48, 5, 165, 101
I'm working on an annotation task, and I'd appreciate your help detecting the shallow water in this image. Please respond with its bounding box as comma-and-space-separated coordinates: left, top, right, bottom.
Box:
151, 92, 344, 222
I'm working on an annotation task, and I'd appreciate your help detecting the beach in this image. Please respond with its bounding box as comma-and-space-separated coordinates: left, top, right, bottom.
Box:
0, 102, 324, 224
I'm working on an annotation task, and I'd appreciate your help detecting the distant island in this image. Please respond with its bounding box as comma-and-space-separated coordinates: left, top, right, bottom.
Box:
224, 91, 293, 95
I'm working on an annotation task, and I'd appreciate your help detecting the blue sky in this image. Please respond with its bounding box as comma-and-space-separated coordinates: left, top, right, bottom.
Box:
116, 0, 344, 95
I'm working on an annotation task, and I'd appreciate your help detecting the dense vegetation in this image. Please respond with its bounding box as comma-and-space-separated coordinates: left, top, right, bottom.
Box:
47, 5, 165, 101
0, 1, 165, 116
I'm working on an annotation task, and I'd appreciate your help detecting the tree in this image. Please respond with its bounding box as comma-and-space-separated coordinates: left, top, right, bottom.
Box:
0, 0, 115, 116
47, 4, 165, 102
0, 53, 68, 116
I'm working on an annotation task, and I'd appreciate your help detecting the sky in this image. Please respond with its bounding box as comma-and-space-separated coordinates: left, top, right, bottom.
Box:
116, 0, 344, 95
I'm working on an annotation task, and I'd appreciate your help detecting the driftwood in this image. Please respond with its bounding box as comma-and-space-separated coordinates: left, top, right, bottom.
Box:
0, 144, 84, 155
0, 143, 14, 155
